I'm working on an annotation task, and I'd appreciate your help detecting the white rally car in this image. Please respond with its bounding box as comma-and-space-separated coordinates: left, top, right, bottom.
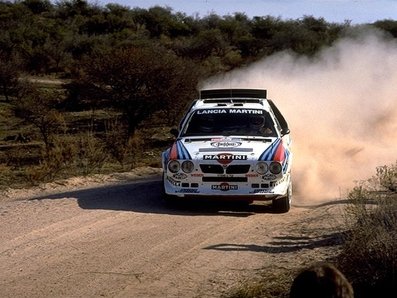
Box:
161, 89, 292, 213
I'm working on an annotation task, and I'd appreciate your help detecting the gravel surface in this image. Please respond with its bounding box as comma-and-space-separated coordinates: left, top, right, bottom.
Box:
0, 167, 348, 297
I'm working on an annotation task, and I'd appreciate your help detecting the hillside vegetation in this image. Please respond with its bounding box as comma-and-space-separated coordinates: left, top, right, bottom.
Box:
1, 0, 396, 189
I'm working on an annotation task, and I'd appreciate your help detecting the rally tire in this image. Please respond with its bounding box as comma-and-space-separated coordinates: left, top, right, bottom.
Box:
272, 183, 292, 213
162, 173, 179, 206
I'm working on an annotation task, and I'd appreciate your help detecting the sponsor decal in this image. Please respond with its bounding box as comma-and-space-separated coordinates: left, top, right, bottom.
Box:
167, 176, 181, 187
211, 183, 238, 191
274, 175, 287, 186
262, 173, 277, 180
173, 173, 188, 180
191, 173, 204, 177
229, 109, 263, 114
197, 109, 227, 114
210, 141, 242, 148
251, 189, 274, 194
177, 189, 200, 193
246, 173, 259, 178
203, 153, 247, 165
197, 109, 264, 115
210, 137, 241, 142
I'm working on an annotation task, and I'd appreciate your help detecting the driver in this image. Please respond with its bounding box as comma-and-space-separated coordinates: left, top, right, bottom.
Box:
249, 115, 274, 136
198, 114, 215, 133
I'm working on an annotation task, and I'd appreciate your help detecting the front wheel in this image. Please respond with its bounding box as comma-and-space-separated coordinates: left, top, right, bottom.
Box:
162, 173, 179, 206
272, 183, 292, 213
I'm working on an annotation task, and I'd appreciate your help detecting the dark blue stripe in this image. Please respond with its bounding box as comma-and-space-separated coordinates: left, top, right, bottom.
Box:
259, 139, 281, 161
177, 141, 192, 160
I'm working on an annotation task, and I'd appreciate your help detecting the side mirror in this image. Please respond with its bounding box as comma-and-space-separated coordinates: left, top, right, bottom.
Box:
281, 128, 290, 136
170, 128, 179, 138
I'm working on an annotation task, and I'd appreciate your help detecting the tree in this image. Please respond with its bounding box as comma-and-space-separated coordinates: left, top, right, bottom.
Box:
186, 28, 227, 60
373, 19, 397, 38
14, 84, 66, 156
132, 6, 191, 38
74, 44, 200, 141
0, 51, 20, 102
21, 0, 53, 14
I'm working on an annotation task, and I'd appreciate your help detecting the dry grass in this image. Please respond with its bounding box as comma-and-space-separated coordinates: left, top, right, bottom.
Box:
226, 271, 293, 298
336, 162, 397, 298
0, 99, 170, 190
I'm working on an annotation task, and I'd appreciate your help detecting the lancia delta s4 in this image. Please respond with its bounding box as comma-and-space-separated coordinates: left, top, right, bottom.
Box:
161, 89, 292, 213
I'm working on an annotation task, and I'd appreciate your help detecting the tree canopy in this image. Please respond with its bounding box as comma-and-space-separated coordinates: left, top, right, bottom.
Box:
2, 0, 395, 79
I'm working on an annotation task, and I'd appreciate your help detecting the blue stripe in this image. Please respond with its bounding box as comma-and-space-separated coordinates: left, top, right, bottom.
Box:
259, 139, 281, 161
177, 141, 192, 160
162, 149, 170, 168
282, 150, 290, 173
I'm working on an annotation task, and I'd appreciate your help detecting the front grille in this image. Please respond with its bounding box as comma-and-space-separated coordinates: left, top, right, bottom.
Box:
226, 165, 250, 174
202, 177, 247, 182
200, 164, 224, 174
200, 164, 251, 174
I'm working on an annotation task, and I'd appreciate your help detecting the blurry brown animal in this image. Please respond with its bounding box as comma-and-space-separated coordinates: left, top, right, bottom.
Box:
290, 262, 354, 298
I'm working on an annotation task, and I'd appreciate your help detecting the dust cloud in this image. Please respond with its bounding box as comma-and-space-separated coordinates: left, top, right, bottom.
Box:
201, 29, 397, 202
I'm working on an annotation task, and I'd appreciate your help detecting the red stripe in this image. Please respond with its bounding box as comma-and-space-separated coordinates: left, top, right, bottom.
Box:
273, 141, 285, 162
169, 142, 178, 160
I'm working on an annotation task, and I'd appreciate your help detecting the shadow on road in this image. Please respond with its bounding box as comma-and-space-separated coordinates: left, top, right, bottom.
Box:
204, 230, 347, 253
30, 178, 275, 216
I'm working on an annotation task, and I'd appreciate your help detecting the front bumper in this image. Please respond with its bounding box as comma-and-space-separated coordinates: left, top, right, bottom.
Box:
163, 170, 291, 201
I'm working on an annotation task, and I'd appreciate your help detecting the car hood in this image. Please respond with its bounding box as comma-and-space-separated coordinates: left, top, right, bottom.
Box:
165, 136, 289, 163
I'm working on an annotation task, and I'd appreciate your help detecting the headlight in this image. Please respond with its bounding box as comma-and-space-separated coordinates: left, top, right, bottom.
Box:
269, 162, 282, 174
168, 160, 180, 173
181, 161, 194, 173
255, 162, 268, 174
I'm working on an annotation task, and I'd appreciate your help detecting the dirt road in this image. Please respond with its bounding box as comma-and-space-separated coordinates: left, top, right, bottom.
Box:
0, 171, 347, 297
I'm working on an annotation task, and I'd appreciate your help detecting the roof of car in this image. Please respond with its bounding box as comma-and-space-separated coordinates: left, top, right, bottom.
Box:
200, 89, 267, 99
190, 89, 271, 111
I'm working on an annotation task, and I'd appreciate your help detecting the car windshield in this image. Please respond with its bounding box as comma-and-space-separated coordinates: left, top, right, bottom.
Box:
181, 108, 277, 137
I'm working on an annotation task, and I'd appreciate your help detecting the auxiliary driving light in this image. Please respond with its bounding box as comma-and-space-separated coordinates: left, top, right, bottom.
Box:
255, 162, 268, 174
181, 161, 194, 173
168, 160, 180, 173
269, 162, 282, 174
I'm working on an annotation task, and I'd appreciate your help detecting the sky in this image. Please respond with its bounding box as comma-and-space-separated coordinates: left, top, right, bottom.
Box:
99, 0, 397, 24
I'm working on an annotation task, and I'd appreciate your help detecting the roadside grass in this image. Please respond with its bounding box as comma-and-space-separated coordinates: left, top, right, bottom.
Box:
0, 99, 170, 190
336, 161, 397, 298
226, 271, 293, 298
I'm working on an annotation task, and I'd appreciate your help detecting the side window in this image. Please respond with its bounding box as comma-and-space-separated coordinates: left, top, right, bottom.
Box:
263, 113, 278, 137
178, 100, 198, 131
270, 113, 282, 136
246, 113, 277, 137
268, 100, 290, 134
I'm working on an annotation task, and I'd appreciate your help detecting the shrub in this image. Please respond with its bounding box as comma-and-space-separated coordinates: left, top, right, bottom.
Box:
338, 161, 397, 298
25, 134, 108, 183
75, 133, 108, 175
